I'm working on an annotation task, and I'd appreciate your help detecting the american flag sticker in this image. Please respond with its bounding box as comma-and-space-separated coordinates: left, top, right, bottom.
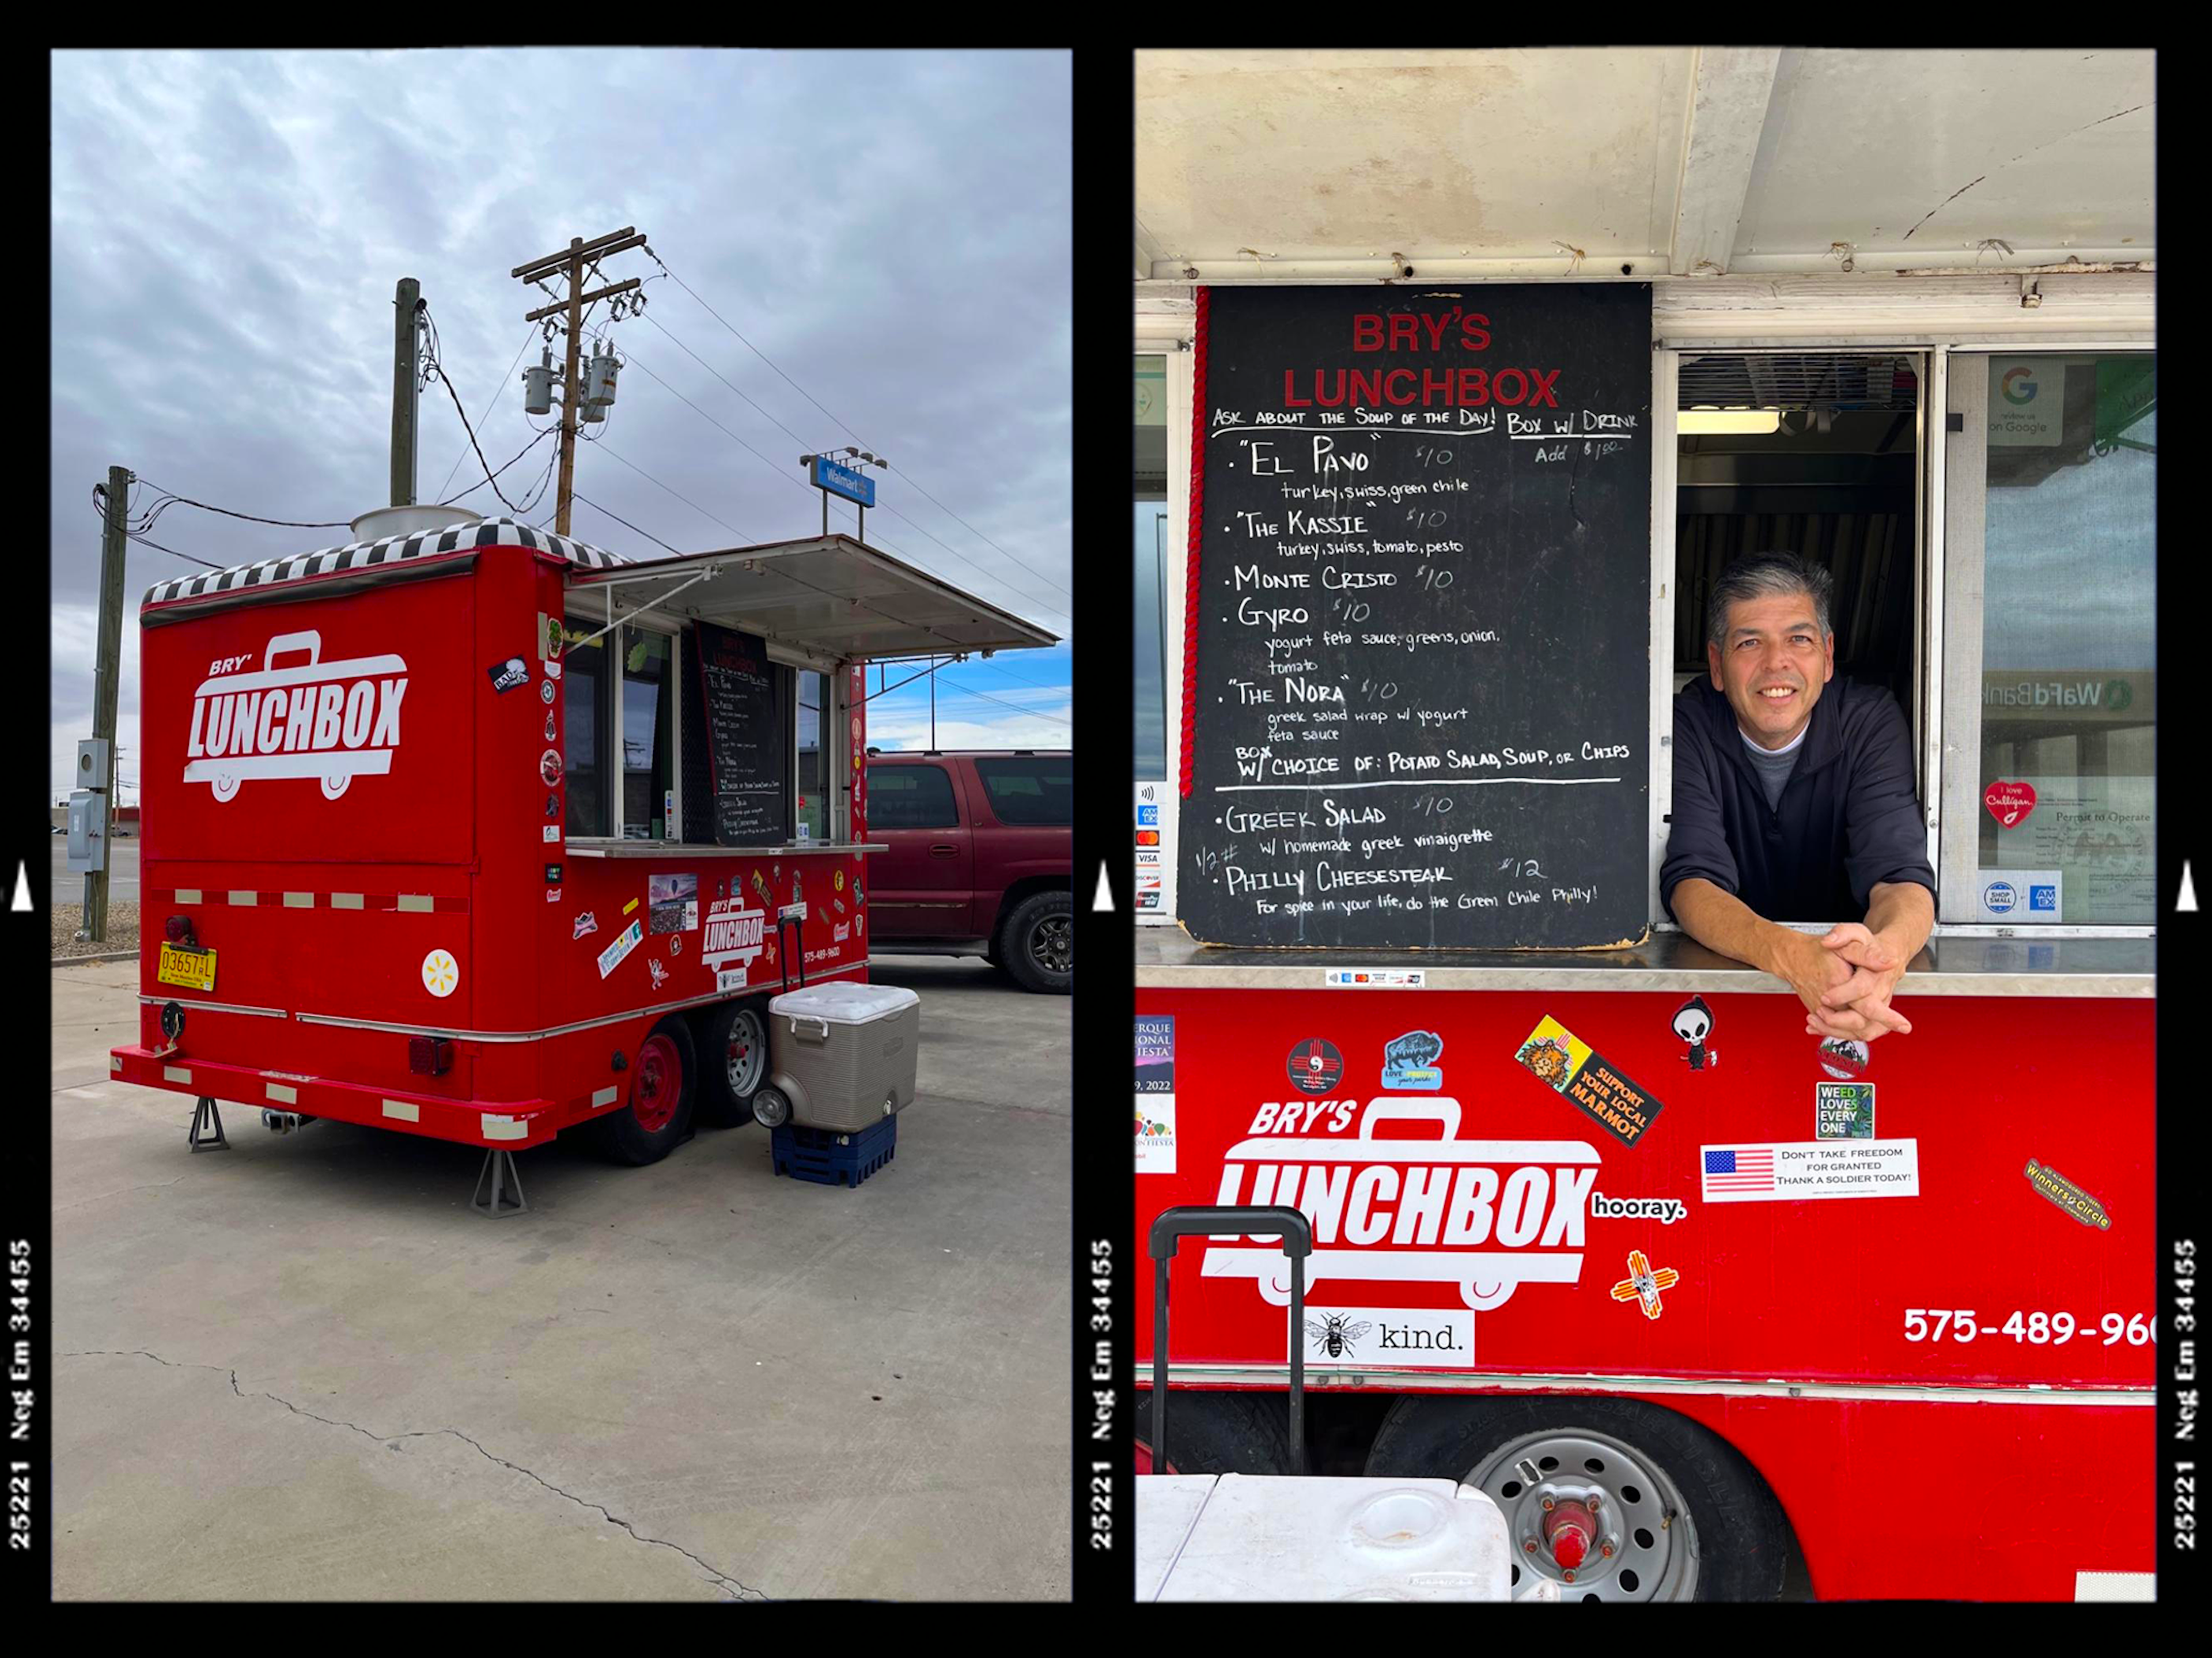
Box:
1701, 1140, 1920, 1203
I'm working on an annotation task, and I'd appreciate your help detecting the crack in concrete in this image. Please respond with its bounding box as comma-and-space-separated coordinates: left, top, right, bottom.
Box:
52, 1177, 187, 1213
1903, 101, 2153, 241
59, 1347, 768, 1602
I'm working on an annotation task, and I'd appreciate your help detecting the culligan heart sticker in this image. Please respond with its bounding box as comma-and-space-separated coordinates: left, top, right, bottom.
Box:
1984, 780, 2037, 828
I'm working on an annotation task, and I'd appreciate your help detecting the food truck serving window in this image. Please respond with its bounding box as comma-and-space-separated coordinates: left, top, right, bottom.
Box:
622, 626, 676, 839
563, 615, 680, 841
797, 670, 826, 842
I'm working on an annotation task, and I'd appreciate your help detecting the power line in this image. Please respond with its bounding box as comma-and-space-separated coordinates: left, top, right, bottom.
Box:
928, 679, 1072, 728
622, 334, 1066, 620
570, 490, 686, 557
590, 441, 752, 541
433, 325, 540, 503
421, 305, 532, 513
642, 249, 1073, 604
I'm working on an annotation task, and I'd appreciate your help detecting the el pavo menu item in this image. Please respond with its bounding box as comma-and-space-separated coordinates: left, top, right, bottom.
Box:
1179, 283, 1652, 949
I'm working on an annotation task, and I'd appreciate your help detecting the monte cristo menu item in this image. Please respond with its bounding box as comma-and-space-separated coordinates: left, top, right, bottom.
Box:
1177, 284, 1652, 950
694, 620, 787, 845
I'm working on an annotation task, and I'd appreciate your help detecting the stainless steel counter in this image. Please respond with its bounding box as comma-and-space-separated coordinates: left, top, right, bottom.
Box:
1134, 926, 2153, 997
563, 842, 887, 858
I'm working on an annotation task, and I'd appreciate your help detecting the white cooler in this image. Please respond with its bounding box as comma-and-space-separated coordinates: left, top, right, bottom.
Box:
763, 982, 922, 1132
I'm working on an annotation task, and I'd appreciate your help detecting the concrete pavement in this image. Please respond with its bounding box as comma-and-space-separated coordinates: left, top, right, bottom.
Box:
50, 955, 1070, 1600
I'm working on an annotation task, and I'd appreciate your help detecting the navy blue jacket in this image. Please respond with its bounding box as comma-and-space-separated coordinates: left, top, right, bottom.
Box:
1661, 675, 1934, 925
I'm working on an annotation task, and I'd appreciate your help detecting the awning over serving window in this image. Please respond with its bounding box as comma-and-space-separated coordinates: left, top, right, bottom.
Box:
563, 533, 1059, 666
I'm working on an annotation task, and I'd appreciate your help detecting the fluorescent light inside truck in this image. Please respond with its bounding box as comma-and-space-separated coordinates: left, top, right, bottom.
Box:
1679, 408, 1783, 434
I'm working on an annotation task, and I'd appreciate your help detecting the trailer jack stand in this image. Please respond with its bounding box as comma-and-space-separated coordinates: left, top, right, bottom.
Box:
471, 1149, 528, 1218
188, 1096, 229, 1152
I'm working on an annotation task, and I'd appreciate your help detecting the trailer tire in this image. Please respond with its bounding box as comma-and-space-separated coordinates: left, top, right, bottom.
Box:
1363, 1394, 1791, 1602
695, 997, 771, 1128
1135, 1390, 1300, 1477
999, 889, 1072, 994
594, 1017, 698, 1165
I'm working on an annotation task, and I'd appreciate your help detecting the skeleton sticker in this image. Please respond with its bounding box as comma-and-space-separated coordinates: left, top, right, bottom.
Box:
1671, 996, 1718, 1069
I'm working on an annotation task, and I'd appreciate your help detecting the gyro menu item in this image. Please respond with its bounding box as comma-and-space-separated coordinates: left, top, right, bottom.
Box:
1178, 284, 1652, 950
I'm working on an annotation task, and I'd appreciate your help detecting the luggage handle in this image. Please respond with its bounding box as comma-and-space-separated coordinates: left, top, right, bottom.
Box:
1147, 1205, 1312, 1478
263, 631, 324, 671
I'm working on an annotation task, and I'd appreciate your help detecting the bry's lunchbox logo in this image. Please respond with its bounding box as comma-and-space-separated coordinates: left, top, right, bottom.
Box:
702, 896, 768, 991
185, 630, 407, 802
1202, 1096, 1599, 1311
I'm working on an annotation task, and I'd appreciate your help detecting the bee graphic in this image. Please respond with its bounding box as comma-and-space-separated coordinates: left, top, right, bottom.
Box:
1305, 1313, 1373, 1359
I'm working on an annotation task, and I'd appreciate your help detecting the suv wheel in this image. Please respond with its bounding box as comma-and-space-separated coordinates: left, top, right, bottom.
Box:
999, 889, 1071, 994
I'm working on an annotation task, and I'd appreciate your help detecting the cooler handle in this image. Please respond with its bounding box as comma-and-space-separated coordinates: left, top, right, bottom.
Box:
263, 631, 324, 671
786, 1016, 831, 1046
1147, 1205, 1312, 1477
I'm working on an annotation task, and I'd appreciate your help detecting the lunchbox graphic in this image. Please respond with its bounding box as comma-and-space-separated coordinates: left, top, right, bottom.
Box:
183, 630, 409, 801
1202, 1098, 1600, 1311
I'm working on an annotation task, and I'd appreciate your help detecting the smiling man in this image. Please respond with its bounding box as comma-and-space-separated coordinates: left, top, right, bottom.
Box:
1661, 552, 1935, 1043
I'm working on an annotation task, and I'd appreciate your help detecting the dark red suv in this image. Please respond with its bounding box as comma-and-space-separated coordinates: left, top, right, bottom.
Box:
863, 749, 1071, 993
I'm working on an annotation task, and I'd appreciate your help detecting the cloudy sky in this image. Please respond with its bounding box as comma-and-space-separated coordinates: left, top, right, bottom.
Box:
50, 48, 1072, 804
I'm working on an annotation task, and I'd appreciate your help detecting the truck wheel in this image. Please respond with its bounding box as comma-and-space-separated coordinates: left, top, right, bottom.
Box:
1135, 1390, 1298, 1477
1363, 1394, 1792, 1602
999, 889, 1072, 994
595, 1017, 697, 1165
695, 998, 770, 1128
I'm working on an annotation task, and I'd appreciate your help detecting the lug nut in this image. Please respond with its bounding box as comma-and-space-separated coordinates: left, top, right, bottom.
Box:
1540, 1496, 1555, 1511
1600, 1542, 1614, 1558
1562, 1569, 1576, 1583
1588, 1495, 1602, 1511
1525, 1539, 1539, 1553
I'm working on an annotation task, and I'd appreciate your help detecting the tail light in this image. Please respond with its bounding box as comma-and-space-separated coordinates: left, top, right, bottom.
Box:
408, 1036, 452, 1076
165, 914, 196, 946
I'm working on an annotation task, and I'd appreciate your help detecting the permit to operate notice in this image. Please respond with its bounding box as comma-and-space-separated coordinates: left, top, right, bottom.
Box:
157, 942, 217, 992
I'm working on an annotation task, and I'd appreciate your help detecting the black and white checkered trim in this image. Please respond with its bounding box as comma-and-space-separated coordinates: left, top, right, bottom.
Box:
140, 516, 630, 613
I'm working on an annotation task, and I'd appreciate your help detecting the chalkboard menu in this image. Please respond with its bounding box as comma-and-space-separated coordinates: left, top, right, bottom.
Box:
1179, 284, 1653, 950
694, 621, 787, 845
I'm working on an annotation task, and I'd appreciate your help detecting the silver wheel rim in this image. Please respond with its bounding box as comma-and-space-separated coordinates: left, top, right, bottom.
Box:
725, 1006, 766, 1098
1466, 1426, 1700, 1602
1030, 913, 1071, 975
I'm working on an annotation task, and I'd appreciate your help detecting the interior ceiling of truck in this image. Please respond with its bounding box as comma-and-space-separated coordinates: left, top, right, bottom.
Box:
1136, 48, 2154, 277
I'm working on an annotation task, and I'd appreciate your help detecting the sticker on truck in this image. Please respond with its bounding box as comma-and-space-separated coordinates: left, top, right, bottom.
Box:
1202, 1096, 1600, 1311
184, 630, 407, 802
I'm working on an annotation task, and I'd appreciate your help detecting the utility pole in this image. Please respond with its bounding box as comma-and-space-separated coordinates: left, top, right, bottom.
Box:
84, 464, 131, 941
513, 226, 647, 536
930, 657, 937, 750
391, 277, 422, 505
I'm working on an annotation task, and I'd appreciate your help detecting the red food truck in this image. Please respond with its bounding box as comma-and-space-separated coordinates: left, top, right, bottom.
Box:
1132, 275, 2157, 1602
108, 512, 1053, 1209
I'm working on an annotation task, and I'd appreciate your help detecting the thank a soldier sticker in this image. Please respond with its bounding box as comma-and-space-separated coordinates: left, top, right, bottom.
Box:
1701, 1140, 1919, 1203
1514, 1015, 1664, 1148
421, 949, 459, 998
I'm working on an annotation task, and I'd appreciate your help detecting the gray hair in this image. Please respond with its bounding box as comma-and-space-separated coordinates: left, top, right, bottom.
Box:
1706, 552, 1834, 653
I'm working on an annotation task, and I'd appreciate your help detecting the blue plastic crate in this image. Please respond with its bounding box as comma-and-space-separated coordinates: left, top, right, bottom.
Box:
770, 1115, 897, 1188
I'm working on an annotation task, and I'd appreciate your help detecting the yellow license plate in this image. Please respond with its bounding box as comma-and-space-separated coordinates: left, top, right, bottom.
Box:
157, 943, 217, 992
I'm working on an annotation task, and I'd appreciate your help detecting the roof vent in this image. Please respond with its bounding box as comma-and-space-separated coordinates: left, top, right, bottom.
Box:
349, 506, 486, 542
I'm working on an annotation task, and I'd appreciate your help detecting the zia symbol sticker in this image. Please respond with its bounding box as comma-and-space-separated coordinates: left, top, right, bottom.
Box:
421, 949, 460, 999
1609, 1250, 1679, 1320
